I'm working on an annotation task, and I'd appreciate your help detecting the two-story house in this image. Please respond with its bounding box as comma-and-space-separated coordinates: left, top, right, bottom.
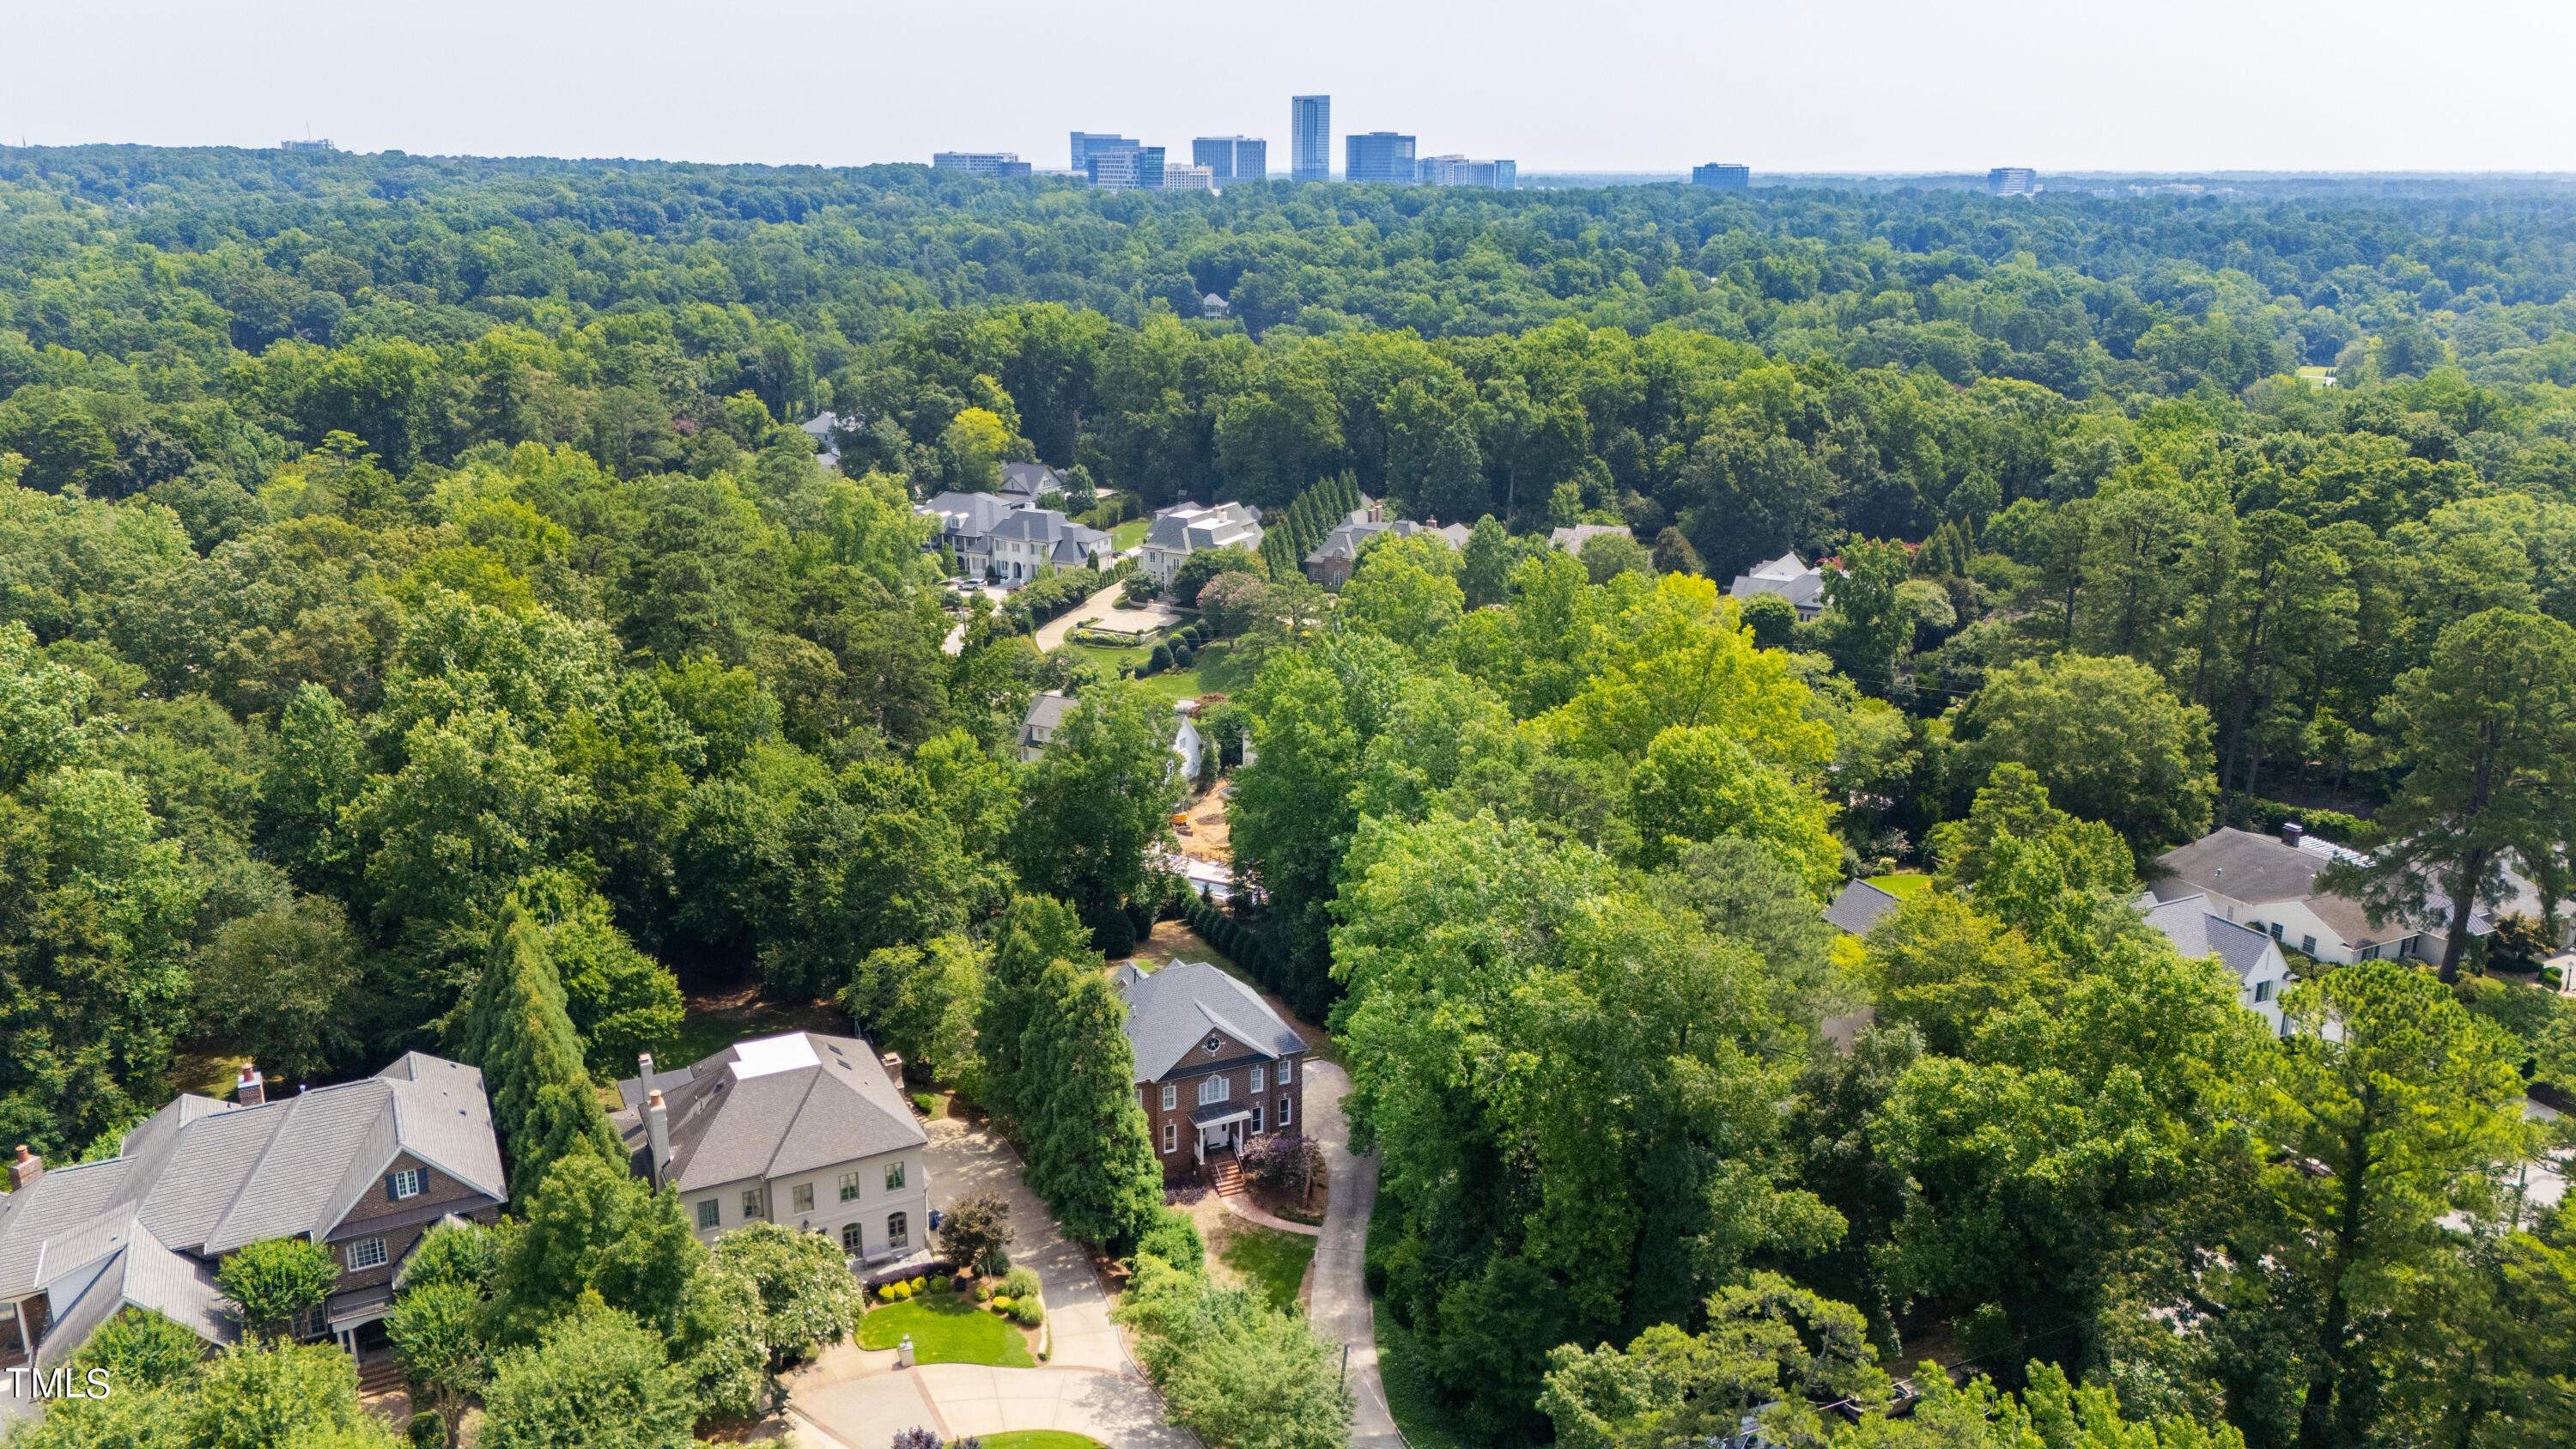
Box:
1115, 962, 1307, 1189
0, 1055, 505, 1376
1727, 551, 1829, 621
2152, 825, 2493, 964
917, 490, 1016, 577
2141, 892, 2292, 1035
987, 509, 1111, 582
613, 1032, 930, 1275
1018, 691, 1205, 776
1139, 502, 1264, 586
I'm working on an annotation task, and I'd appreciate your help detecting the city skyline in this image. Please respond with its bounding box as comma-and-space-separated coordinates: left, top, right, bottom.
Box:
11, 0, 2569, 173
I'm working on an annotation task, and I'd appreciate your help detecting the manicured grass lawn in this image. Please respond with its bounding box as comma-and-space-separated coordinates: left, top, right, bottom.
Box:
975, 1435, 1104, 1449
859, 1296, 1035, 1367
1136, 667, 1205, 703
1868, 873, 1934, 898
1112, 518, 1150, 549
1220, 1222, 1318, 1312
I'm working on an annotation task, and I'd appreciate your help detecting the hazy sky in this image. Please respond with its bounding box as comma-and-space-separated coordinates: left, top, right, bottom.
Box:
8, 0, 2574, 174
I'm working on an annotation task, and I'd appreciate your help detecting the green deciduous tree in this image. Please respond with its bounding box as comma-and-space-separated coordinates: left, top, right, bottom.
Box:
706, 1222, 866, 1367
217, 1237, 342, 1342
1953, 653, 2216, 860
477, 1304, 700, 1449
1006, 679, 1184, 936
485, 1149, 706, 1344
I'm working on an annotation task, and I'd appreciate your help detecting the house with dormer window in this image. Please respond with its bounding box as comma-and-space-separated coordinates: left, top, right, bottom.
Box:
1114, 962, 1307, 1190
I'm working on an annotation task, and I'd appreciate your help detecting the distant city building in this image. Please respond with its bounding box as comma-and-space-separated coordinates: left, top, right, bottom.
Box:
280, 138, 335, 153
1988, 167, 2038, 196
1421, 155, 1514, 189
1692, 162, 1750, 189
932, 151, 1031, 178
1163, 163, 1217, 192
1346, 131, 1418, 185
1472, 160, 1516, 189
1420, 154, 1470, 186
1290, 95, 1331, 180
1072, 132, 1140, 172
1085, 145, 1167, 191
1194, 136, 1267, 181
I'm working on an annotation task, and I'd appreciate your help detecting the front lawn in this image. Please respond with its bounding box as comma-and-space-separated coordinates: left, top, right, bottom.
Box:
858, 1295, 1036, 1367
1868, 873, 1933, 899
1218, 1222, 1317, 1312
1111, 518, 1150, 549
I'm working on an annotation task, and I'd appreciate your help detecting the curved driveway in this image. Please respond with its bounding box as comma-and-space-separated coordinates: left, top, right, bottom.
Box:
1302, 1061, 1403, 1447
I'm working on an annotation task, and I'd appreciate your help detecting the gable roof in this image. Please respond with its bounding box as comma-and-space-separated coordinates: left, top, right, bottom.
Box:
1727, 551, 1826, 608
918, 491, 1016, 538
611, 1032, 926, 1194
1823, 879, 1904, 935
1116, 962, 1306, 1084
999, 462, 1060, 498
0, 1053, 502, 1357
1145, 502, 1262, 554
2141, 892, 2279, 983
2153, 826, 2493, 949
1549, 524, 1629, 552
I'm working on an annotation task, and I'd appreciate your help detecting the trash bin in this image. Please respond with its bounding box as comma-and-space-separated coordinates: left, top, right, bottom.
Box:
898, 1334, 916, 1369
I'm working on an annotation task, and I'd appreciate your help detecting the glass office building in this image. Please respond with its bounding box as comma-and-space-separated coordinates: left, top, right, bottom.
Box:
1193, 136, 1267, 181
1345, 131, 1418, 185
1691, 163, 1750, 190
1290, 96, 1330, 180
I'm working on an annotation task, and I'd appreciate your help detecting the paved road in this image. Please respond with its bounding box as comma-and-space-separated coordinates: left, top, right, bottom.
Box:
1303, 1061, 1403, 1448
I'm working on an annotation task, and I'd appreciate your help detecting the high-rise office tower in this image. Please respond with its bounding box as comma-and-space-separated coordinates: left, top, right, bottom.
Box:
1345, 131, 1417, 185
1691, 163, 1750, 190
1291, 96, 1331, 180
1085, 145, 1166, 191
1194, 136, 1267, 181
1988, 167, 2038, 196
1072, 132, 1139, 172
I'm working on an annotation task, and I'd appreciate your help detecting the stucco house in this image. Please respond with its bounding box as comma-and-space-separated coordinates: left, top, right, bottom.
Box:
1115, 962, 1307, 1189
0, 1055, 504, 1376
2151, 825, 2491, 965
917, 490, 1015, 576
1140, 502, 1264, 586
1728, 551, 1829, 621
614, 1032, 929, 1273
987, 509, 1111, 582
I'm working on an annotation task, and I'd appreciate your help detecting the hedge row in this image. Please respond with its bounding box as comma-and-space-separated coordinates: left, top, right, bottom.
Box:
2236, 797, 2389, 850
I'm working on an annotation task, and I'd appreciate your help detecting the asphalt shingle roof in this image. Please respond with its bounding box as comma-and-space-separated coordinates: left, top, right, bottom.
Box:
1117, 962, 1305, 1085
2141, 893, 2276, 982
1823, 879, 1904, 935
612, 1032, 927, 1194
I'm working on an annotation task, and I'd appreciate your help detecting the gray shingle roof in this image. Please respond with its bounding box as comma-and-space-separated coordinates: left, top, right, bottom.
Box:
1823, 879, 1904, 935
1117, 962, 1305, 1084
999, 462, 1060, 498
2154, 826, 2492, 950
611, 1032, 927, 1193
1549, 524, 1629, 552
1728, 551, 1827, 610
2141, 893, 2276, 983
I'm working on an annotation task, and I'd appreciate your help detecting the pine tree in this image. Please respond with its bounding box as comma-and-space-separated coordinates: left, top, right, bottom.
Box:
1019, 964, 1163, 1249
971, 894, 1096, 1136
456, 903, 626, 1202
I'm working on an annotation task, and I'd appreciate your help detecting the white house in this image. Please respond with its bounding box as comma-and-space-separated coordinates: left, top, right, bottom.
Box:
2141, 892, 2291, 1035
986, 509, 1112, 582
1140, 502, 1264, 586
1727, 551, 1829, 621
614, 1032, 930, 1272
2151, 825, 2492, 965
1018, 691, 1203, 777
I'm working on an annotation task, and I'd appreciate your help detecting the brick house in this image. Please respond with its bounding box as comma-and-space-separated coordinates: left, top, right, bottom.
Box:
0, 1054, 505, 1376
1115, 962, 1307, 1188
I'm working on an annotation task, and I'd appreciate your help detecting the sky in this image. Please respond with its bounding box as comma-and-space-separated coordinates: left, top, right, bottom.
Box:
7, 0, 2575, 175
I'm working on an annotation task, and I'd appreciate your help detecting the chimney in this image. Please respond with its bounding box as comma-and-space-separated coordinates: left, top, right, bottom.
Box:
8, 1146, 40, 1193
644, 1090, 671, 1186
235, 1062, 264, 1107
881, 1052, 906, 1091
2281, 822, 2306, 849
638, 1051, 656, 1081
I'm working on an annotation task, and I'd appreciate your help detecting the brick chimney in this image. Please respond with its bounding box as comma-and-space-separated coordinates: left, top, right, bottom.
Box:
644, 1089, 671, 1187
8, 1145, 40, 1192
235, 1062, 264, 1107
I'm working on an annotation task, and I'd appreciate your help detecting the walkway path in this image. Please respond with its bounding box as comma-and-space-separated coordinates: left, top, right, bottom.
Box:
1218, 1188, 1322, 1238
1302, 1061, 1403, 1447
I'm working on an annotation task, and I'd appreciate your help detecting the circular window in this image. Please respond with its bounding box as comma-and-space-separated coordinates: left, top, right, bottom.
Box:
1204, 1035, 1223, 1054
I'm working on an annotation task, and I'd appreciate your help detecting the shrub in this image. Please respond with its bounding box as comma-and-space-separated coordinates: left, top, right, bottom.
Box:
408, 1412, 444, 1448
978, 1246, 1011, 1277
992, 1295, 1014, 1312
911, 1092, 939, 1117
1148, 642, 1173, 673
927, 1274, 951, 1294
1002, 1267, 1042, 1301
1135, 1209, 1206, 1271
1012, 1297, 1044, 1327
909, 1276, 927, 1294
882, 1281, 910, 1301
1173, 642, 1195, 668
975, 1282, 994, 1302
891, 1429, 942, 1449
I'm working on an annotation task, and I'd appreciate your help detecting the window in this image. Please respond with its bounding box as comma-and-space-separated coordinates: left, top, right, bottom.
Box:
793, 1183, 815, 1214
2254, 979, 2274, 1003
1198, 1075, 1230, 1105
884, 1161, 907, 1192
887, 1212, 909, 1249
346, 1238, 388, 1271
1279, 1096, 1291, 1128
385, 1168, 425, 1202
1251, 1106, 1263, 1134
1204, 1035, 1224, 1056
1251, 1066, 1266, 1093
2300, 935, 2316, 955
1163, 1122, 1177, 1154
1278, 1057, 1291, 1083
742, 1188, 768, 1221
2269, 922, 2283, 941
1161, 1083, 1177, 1111
841, 1221, 863, 1252
839, 1172, 860, 1202
698, 1199, 721, 1230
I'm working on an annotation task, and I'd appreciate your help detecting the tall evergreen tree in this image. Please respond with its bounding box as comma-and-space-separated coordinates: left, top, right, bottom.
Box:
1019, 963, 1163, 1249
456, 902, 625, 1202
971, 894, 1095, 1136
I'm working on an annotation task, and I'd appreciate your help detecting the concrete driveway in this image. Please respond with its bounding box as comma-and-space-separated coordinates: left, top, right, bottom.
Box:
1301, 1060, 1403, 1447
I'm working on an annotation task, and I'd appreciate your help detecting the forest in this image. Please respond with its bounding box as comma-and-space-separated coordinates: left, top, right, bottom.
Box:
4, 144, 2576, 1449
